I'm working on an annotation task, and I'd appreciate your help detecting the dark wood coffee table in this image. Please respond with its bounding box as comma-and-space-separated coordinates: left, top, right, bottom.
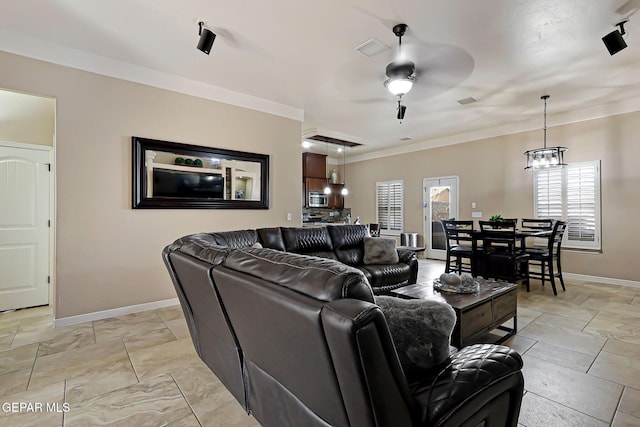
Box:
391, 278, 518, 348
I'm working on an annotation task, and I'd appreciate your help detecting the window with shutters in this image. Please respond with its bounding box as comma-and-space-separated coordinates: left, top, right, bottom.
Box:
376, 180, 404, 235
533, 161, 601, 250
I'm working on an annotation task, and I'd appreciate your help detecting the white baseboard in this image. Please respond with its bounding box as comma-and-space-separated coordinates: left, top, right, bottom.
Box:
51, 272, 639, 328
53, 298, 180, 328
563, 273, 640, 289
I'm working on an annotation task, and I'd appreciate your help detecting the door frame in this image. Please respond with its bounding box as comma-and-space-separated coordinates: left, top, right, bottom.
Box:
423, 175, 459, 260
0, 140, 55, 309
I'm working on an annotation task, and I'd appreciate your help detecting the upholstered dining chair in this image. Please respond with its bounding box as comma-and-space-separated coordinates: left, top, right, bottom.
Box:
525, 220, 567, 295
441, 219, 475, 274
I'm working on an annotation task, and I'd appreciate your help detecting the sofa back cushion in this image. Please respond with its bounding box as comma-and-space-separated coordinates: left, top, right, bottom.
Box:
166, 232, 231, 264
214, 248, 375, 426
213, 265, 349, 427
210, 229, 258, 248
282, 227, 337, 259
327, 225, 368, 266
222, 248, 374, 303
256, 227, 286, 251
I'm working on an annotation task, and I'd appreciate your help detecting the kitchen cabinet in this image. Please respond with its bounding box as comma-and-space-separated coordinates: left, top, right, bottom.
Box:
305, 178, 326, 193
303, 153, 329, 207
328, 184, 344, 208
303, 153, 327, 178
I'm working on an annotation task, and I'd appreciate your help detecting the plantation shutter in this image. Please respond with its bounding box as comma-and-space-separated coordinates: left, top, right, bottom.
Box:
533, 161, 600, 250
535, 168, 563, 219
566, 162, 599, 246
376, 180, 403, 233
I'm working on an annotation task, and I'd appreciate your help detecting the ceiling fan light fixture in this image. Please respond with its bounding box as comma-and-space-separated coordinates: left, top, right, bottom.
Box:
384, 76, 415, 96
383, 23, 417, 120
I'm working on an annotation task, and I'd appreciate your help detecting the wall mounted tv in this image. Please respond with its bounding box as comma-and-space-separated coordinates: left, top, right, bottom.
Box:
152, 169, 224, 199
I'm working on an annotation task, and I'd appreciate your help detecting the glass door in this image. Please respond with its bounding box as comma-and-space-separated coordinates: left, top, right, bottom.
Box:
423, 176, 459, 260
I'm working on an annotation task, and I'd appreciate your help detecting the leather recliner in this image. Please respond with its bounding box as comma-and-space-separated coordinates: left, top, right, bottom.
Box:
163, 234, 524, 427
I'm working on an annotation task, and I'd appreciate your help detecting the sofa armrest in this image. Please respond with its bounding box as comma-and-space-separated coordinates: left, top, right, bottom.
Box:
411, 344, 524, 427
397, 248, 416, 263
397, 249, 418, 284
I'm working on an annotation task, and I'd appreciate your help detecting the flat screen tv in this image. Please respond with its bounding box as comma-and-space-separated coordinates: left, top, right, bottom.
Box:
153, 169, 224, 199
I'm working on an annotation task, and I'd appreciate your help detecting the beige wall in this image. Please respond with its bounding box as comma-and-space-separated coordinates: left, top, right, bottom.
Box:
0, 51, 302, 318
0, 89, 54, 146
347, 111, 640, 282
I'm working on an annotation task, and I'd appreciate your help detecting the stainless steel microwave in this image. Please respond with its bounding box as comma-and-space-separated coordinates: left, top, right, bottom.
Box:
308, 191, 329, 207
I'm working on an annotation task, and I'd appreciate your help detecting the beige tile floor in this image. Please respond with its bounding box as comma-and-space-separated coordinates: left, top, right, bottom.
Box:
0, 259, 639, 426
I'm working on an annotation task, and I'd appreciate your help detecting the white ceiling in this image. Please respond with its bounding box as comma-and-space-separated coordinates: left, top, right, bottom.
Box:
1, 0, 640, 160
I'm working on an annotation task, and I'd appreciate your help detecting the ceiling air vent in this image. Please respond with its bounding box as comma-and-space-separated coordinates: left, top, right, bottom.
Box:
400, 137, 412, 141
457, 97, 478, 105
354, 38, 390, 57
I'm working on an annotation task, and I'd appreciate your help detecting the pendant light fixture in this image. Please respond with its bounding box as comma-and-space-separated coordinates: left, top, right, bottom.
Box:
323, 143, 331, 195
524, 95, 567, 170
341, 143, 349, 196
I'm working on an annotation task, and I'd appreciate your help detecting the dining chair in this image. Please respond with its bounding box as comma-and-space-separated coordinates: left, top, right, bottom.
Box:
525, 220, 567, 295
519, 218, 554, 249
480, 218, 518, 230
478, 220, 530, 290
441, 219, 475, 274
479, 219, 518, 252
521, 218, 554, 230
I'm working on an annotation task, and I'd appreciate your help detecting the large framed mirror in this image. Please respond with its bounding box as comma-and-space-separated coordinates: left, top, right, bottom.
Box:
132, 137, 269, 209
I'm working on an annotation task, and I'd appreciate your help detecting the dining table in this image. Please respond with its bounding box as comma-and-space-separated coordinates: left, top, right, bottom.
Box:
469, 229, 552, 278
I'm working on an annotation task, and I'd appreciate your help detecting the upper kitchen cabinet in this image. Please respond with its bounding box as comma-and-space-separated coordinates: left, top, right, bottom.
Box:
302, 153, 327, 179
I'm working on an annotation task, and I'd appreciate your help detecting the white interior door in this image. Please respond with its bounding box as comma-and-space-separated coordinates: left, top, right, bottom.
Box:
0, 144, 51, 311
423, 176, 459, 260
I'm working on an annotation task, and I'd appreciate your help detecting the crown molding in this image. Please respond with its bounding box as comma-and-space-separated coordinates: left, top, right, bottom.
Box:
346, 96, 640, 164
0, 28, 303, 122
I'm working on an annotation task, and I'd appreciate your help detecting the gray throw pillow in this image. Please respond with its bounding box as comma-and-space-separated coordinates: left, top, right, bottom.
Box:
376, 296, 456, 376
363, 236, 399, 265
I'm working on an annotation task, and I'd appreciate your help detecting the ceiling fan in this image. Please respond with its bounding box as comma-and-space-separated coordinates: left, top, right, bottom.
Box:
384, 23, 416, 122
339, 24, 474, 123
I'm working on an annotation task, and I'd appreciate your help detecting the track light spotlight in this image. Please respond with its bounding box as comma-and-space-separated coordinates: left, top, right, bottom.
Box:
602, 21, 628, 56
197, 21, 216, 55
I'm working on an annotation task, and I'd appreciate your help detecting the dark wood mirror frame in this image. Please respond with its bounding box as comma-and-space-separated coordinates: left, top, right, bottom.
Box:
132, 136, 269, 209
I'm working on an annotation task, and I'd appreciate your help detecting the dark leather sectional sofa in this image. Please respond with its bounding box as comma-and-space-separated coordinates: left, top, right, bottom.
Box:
187, 224, 418, 294
163, 228, 525, 427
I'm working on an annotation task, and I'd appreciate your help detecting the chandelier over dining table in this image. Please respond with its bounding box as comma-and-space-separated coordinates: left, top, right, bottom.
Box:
524, 95, 567, 170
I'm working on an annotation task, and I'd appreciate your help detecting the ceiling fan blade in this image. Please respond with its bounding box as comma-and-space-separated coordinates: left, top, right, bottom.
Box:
350, 97, 389, 104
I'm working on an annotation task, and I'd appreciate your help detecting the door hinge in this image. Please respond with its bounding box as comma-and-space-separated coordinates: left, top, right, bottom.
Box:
47, 276, 50, 284
48, 220, 51, 227
46, 163, 51, 172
